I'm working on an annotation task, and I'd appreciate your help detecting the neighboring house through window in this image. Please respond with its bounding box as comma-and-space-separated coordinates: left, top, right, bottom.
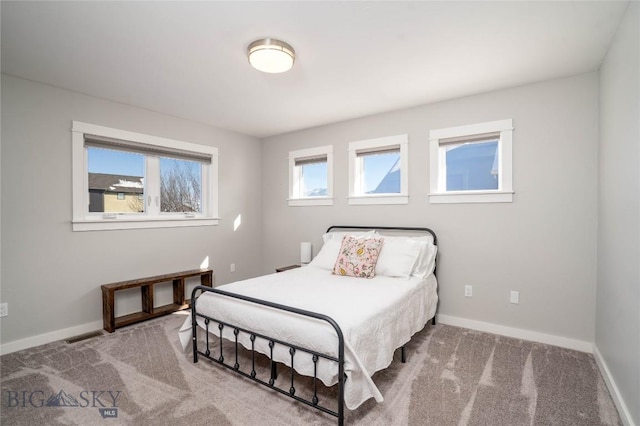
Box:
429, 119, 513, 203
72, 121, 219, 231
288, 145, 333, 206
348, 134, 409, 205
89, 173, 144, 212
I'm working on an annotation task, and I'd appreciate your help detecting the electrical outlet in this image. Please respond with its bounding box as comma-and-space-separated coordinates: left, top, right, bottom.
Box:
464, 285, 473, 297
510, 291, 519, 304
230, 263, 236, 273
0, 303, 8, 317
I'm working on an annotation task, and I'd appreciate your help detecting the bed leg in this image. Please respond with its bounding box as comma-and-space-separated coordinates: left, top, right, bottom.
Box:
432, 315, 436, 326
191, 287, 200, 364
338, 374, 345, 426
192, 324, 198, 363
401, 346, 406, 363
191, 316, 198, 364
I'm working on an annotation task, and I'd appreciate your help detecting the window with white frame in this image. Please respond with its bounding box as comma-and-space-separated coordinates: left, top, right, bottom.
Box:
288, 145, 333, 206
72, 121, 219, 231
348, 134, 408, 205
429, 119, 513, 203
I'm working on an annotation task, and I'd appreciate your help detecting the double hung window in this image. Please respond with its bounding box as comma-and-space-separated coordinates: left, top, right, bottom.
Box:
72, 121, 219, 231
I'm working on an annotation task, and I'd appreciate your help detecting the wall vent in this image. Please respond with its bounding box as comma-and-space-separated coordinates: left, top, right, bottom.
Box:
64, 331, 103, 344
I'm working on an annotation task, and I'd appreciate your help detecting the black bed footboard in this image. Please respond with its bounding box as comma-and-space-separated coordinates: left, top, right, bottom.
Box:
191, 285, 346, 426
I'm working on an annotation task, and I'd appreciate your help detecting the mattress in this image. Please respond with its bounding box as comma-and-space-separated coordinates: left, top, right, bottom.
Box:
179, 264, 437, 409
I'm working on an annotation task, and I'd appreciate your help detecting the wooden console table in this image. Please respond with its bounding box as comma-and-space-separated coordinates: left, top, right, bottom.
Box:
101, 269, 213, 333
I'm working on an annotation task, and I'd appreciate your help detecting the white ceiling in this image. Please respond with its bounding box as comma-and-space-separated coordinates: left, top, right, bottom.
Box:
1, 1, 628, 138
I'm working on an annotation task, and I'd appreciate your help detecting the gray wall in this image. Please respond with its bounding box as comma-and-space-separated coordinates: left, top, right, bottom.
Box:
261, 73, 599, 344
596, 2, 640, 424
0, 75, 263, 345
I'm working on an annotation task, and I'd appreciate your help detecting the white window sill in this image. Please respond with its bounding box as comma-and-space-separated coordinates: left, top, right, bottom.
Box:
288, 197, 334, 207
429, 191, 513, 204
72, 216, 220, 231
348, 194, 409, 205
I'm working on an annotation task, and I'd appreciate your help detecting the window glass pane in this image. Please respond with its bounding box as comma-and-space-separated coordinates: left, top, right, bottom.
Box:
445, 140, 499, 191
160, 157, 202, 213
87, 147, 145, 213
362, 151, 401, 193
300, 161, 327, 197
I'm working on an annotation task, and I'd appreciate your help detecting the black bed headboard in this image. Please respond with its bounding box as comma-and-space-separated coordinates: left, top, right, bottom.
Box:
326, 225, 437, 245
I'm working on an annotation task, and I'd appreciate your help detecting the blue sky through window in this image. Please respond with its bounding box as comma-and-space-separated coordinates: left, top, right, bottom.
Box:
363, 152, 400, 193
88, 147, 144, 176
88, 148, 201, 180
302, 162, 327, 196
445, 140, 498, 191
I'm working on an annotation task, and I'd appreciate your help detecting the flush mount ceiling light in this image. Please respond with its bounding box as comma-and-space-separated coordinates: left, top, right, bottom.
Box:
247, 38, 295, 74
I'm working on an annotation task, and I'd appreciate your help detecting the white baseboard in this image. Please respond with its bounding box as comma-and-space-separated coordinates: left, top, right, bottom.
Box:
593, 345, 635, 426
0, 320, 104, 355
436, 314, 594, 353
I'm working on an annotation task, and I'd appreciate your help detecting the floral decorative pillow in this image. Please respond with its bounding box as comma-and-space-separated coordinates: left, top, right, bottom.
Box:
333, 236, 384, 278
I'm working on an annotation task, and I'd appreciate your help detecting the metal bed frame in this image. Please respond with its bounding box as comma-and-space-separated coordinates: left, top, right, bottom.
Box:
191, 226, 437, 425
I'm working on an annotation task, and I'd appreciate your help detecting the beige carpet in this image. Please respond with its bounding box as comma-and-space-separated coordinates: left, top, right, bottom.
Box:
1, 313, 621, 425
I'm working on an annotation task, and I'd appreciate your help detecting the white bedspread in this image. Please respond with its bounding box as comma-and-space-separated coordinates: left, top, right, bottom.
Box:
179, 265, 437, 409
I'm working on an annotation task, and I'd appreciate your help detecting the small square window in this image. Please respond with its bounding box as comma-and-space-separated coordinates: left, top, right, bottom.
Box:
429, 119, 513, 203
288, 146, 333, 206
348, 135, 408, 205
117, 192, 125, 200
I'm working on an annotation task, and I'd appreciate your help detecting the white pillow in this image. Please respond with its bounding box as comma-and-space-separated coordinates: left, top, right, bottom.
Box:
412, 239, 438, 279
375, 236, 422, 278
308, 238, 342, 270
